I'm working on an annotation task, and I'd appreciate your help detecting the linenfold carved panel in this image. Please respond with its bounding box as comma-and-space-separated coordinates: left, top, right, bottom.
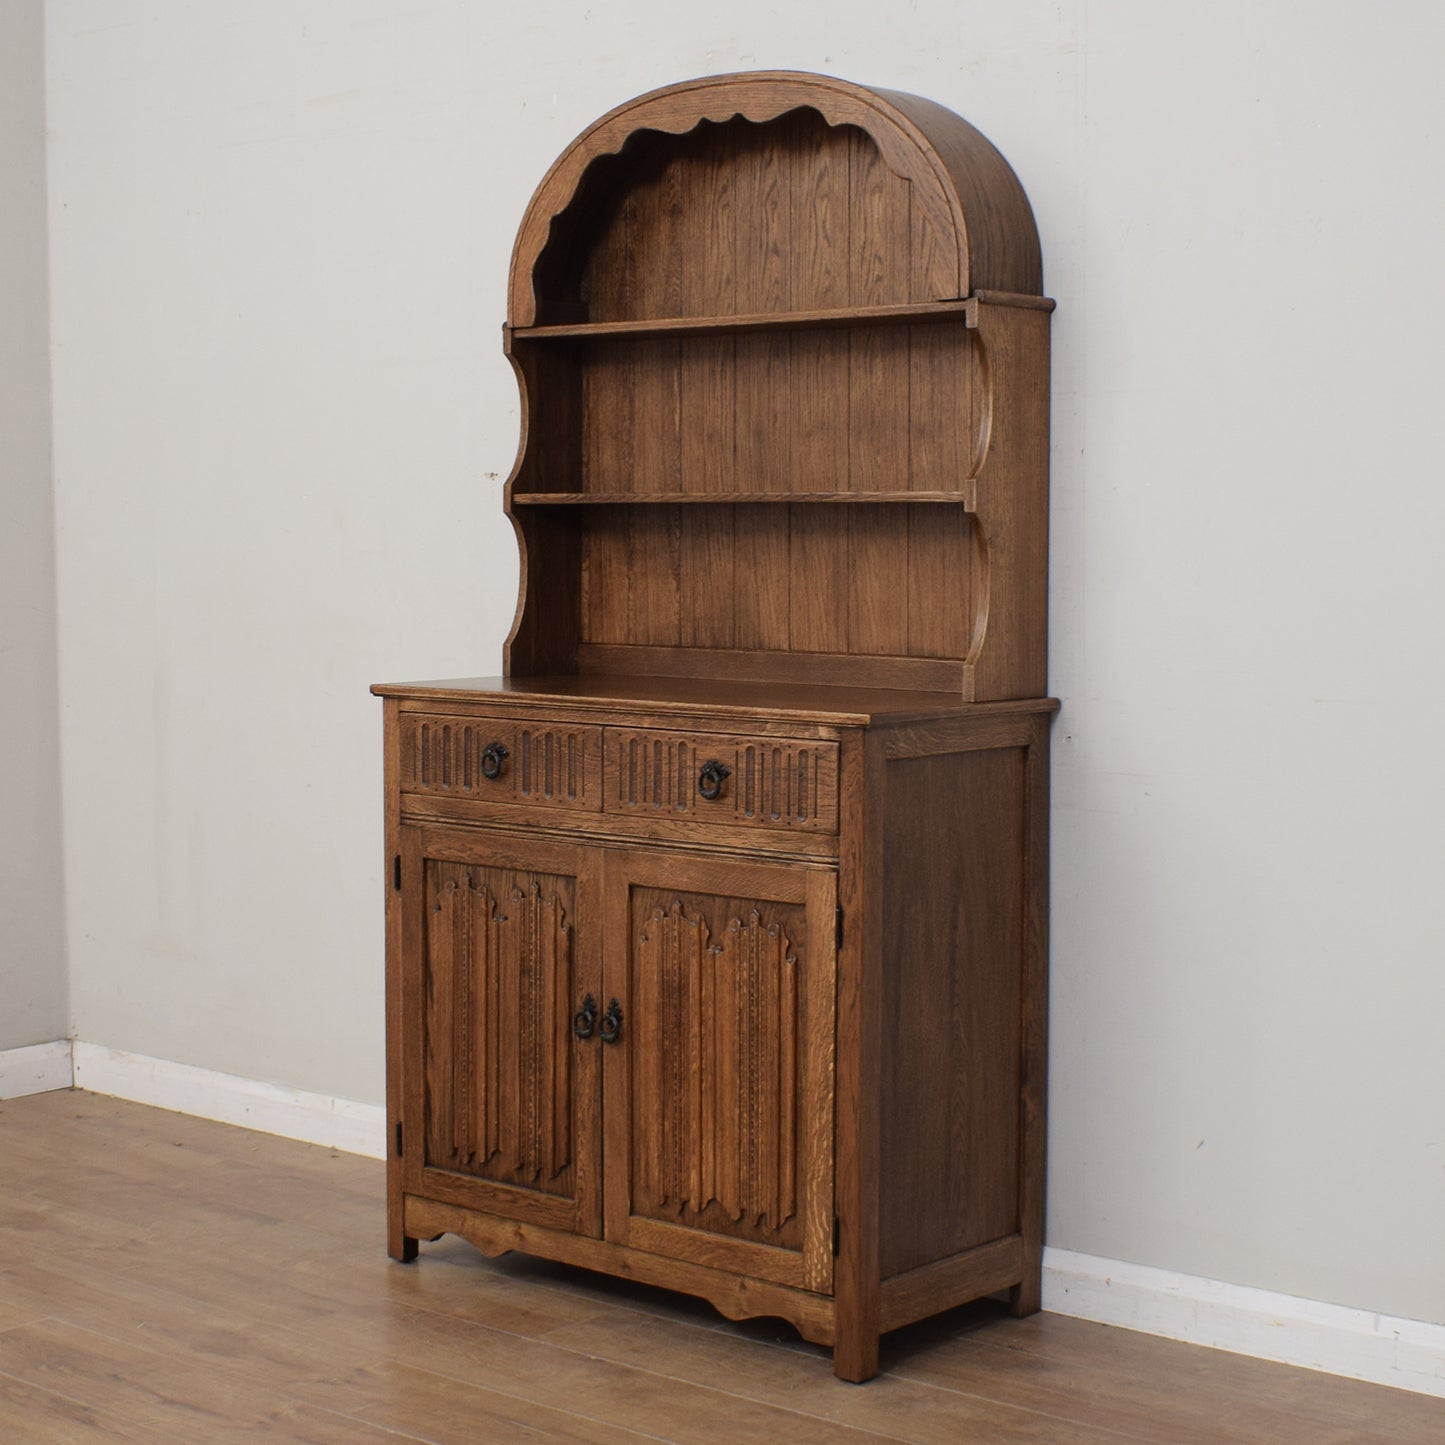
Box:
423, 862, 574, 1193
605, 728, 839, 833
630, 891, 803, 1250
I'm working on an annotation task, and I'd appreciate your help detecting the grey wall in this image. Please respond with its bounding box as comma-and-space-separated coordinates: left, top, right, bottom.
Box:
0, 0, 67, 1052
42, 0, 1445, 1328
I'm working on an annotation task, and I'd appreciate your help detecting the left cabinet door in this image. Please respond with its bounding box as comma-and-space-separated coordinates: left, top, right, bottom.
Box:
396, 824, 603, 1235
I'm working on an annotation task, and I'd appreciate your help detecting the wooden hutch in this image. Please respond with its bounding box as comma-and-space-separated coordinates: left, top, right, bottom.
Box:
373, 71, 1055, 1381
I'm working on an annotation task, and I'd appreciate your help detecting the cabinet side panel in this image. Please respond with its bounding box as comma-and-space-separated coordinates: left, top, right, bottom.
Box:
878, 746, 1025, 1278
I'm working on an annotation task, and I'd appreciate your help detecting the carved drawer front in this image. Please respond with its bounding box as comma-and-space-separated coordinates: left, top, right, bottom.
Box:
401, 714, 602, 811
604, 729, 839, 833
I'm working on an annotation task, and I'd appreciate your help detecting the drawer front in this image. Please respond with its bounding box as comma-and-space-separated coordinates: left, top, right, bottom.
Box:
400, 714, 602, 811
604, 728, 839, 833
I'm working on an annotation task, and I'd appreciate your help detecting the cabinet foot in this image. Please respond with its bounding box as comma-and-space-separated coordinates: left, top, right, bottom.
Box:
832, 1329, 880, 1383
1008, 1274, 1041, 1316
389, 1233, 419, 1263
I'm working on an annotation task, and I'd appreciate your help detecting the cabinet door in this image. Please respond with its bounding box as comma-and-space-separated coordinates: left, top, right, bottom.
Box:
601, 849, 836, 1293
398, 824, 602, 1235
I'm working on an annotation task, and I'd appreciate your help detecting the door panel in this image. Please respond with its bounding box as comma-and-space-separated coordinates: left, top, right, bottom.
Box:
602, 849, 836, 1292
400, 825, 602, 1235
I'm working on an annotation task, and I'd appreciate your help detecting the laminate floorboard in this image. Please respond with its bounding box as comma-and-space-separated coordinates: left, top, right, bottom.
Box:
0, 1091, 1437, 1443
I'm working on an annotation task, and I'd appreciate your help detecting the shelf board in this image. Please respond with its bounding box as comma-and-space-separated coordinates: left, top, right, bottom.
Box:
512, 299, 973, 343
512, 491, 973, 506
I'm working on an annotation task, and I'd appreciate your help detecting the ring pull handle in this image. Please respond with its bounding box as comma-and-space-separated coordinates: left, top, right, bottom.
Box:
480, 742, 510, 780
697, 759, 731, 801
572, 994, 598, 1040
598, 998, 623, 1044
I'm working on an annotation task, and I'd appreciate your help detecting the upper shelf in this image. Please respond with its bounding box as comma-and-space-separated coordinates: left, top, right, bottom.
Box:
511, 300, 974, 343
511, 490, 974, 505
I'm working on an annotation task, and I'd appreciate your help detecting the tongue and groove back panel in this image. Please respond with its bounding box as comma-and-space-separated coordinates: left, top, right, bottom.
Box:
501, 72, 1050, 700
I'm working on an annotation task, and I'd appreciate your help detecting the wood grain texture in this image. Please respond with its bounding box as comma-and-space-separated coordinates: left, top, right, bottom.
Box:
575, 107, 929, 324
508, 70, 1043, 325
420, 864, 574, 1188
600, 849, 836, 1294
556, 321, 980, 502
497, 74, 1037, 695
399, 826, 603, 1238
832, 726, 884, 1382
1012, 709, 1053, 1316
399, 712, 602, 811
375, 672, 1052, 724
966, 298, 1052, 699
7, 1093, 1442, 1441
398, 791, 841, 864
878, 1234, 1025, 1333
500, 505, 583, 676
877, 744, 1027, 1278
381, 71, 1056, 1384
576, 642, 970, 694
631, 896, 800, 1239
604, 725, 839, 833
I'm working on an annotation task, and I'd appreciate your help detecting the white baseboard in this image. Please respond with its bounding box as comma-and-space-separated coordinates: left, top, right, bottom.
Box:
0, 1040, 74, 1099
70, 1042, 385, 1159
1043, 1246, 1445, 1399
14, 1041, 1441, 1399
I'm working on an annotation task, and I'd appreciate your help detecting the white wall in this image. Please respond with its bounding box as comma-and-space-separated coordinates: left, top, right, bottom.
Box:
0, 0, 67, 1052
1051, 0, 1445, 1332
44, 0, 1445, 1329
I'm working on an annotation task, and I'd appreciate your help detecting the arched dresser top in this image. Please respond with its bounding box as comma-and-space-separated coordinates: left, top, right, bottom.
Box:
507, 70, 1043, 326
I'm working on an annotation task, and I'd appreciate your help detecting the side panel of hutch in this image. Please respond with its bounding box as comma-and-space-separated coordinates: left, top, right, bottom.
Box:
375, 71, 1054, 1382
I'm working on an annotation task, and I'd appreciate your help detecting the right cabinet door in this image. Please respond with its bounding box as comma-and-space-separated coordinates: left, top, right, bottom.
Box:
600, 848, 837, 1293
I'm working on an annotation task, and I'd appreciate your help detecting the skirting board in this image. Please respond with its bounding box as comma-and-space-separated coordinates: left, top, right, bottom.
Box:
1042, 1247, 1445, 1400
9, 1042, 1441, 1398
70, 1042, 386, 1159
0, 1040, 73, 1099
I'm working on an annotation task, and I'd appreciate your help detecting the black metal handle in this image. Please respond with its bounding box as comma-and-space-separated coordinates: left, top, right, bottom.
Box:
572, 994, 597, 1040
599, 998, 623, 1044
697, 759, 732, 801
480, 742, 510, 780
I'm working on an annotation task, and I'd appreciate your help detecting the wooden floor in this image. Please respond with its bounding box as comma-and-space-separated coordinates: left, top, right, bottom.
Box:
0, 1094, 1439, 1444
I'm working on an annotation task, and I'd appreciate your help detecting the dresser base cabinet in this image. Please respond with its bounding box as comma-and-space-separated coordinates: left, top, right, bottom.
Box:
378, 684, 1054, 1381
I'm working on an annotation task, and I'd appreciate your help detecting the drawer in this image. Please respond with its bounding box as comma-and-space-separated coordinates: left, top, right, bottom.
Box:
400, 713, 602, 811
604, 728, 839, 833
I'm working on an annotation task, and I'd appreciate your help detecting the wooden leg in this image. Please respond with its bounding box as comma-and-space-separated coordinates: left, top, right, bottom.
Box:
388, 1207, 418, 1263
832, 1311, 880, 1383
1008, 1272, 1041, 1317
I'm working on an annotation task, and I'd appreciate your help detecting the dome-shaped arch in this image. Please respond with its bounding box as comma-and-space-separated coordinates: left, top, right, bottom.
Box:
507, 70, 1041, 326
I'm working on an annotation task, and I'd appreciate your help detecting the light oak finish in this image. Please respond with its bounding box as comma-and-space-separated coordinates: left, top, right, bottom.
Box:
375, 71, 1056, 1380
3, 1093, 1443, 1443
